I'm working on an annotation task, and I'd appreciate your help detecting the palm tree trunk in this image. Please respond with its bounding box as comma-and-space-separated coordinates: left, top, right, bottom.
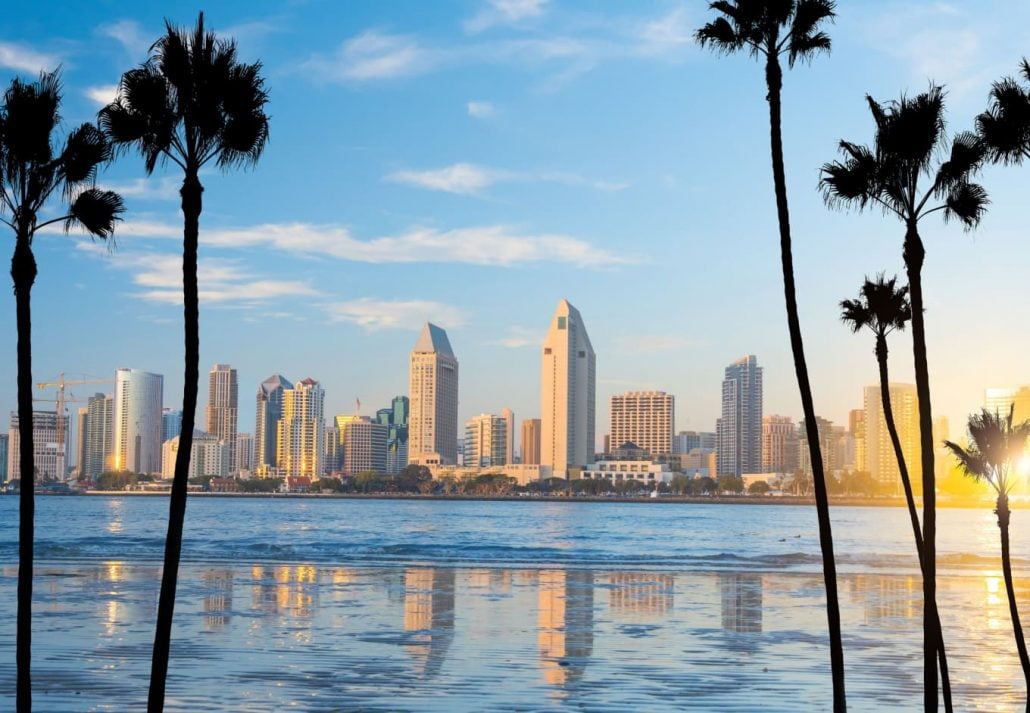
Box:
12, 233, 36, 713
766, 54, 845, 711
877, 335, 952, 711
904, 223, 939, 711
148, 170, 203, 712
997, 494, 1030, 711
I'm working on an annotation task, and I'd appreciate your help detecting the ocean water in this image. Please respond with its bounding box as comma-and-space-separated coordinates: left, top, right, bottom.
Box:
0, 496, 1027, 711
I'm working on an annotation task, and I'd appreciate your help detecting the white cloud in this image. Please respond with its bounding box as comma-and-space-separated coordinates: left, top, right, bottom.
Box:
0, 41, 59, 73
323, 298, 465, 331
467, 100, 496, 118
97, 177, 181, 202
99, 19, 150, 56
386, 163, 505, 195
465, 0, 550, 34
306, 31, 433, 82
637, 6, 693, 57
491, 326, 539, 348
84, 84, 118, 106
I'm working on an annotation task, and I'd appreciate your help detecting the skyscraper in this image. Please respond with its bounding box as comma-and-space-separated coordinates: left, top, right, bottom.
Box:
502, 407, 515, 466
761, 415, 797, 474
7, 411, 68, 482
673, 431, 716, 453
113, 368, 164, 474
716, 355, 762, 477
255, 374, 292, 473
277, 378, 325, 478
541, 299, 596, 477
521, 419, 541, 465
343, 417, 387, 475
76, 407, 87, 476
465, 413, 509, 467
235, 432, 254, 474
205, 364, 239, 473
849, 409, 866, 472
609, 391, 674, 456
82, 393, 114, 483
162, 408, 182, 443
864, 383, 920, 488
0, 433, 7, 483
409, 323, 459, 465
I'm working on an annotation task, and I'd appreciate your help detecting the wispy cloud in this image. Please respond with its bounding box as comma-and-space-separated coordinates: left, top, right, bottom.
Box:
465, 0, 550, 34
323, 298, 465, 331
636, 6, 693, 57
387, 162, 627, 195
491, 326, 539, 348
0, 41, 59, 73
99, 19, 151, 56
84, 84, 118, 106
305, 31, 434, 81
99, 220, 632, 268
467, 100, 496, 118
97, 177, 181, 202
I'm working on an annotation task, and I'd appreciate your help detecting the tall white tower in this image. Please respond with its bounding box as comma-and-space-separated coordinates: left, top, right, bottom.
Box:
541, 299, 596, 477
409, 323, 459, 465
113, 368, 164, 474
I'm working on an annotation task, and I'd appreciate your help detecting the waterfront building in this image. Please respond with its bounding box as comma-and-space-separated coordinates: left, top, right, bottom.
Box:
235, 432, 254, 474
255, 374, 292, 474
502, 408, 515, 466
114, 368, 164, 474
849, 409, 866, 472
323, 423, 341, 474
161, 429, 229, 479
7, 411, 68, 482
609, 391, 674, 456
386, 395, 410, 475
580, 457, 673, 485
277, 378, 325, 479
673, 430, 716, 453
82, 393, 114, 483
343, 417, 388, 475
984, 386, 1030, 423
541, 299, 596, 478
864, 383, 920, 489
521, 419, 541, 465
76, 407, 87, 477
162, 408, 182, 443
761, 415, 798, 474
409, 323, 459, 466
798, 417, 847, 477
465, 413, 509, 467
205, 364, 238, 474
716, 355, 762, 477
0, 433, 7, 482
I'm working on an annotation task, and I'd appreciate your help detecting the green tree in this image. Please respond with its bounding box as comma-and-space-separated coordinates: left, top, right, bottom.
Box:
670, 474, 691, 495
237, 478, 282, 494
695, 4, 844, 705
748, 480, 771, 495
945, 407, 1030, 708
718, 475, 744, 495
99, 15, 269, 708
0, 71, 124, 711
821, 87, 987, 709
977, 59, 1030, 166
354, 470, 381, 493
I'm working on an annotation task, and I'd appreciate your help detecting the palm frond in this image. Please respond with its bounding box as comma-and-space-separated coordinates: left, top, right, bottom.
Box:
935, 131, 985, 192
787, 0, 835, 67
942, 181, 988, 229
3, 70, 61, 168
943, 439, 991, 486
67, 188, 124, 240
60, 123, 111, 188
819, 141, 877, 210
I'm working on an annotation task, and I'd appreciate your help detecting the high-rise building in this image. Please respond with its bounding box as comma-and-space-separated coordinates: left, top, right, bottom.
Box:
387, 395, 410, 475
0, 433, 7, 483
521, 419, 542, 464
609, 391, 674, 456
409, 323, 459, 466
162, 429, 229, 479
673, 431, 716, 454
502, 407, 515, 466
162, 408, 182, 443
235, 432, 254, 474
984, 386, 1030, 423
716, 355, 762, 476
798, 417, 847, 477
7, 411, 68, 482
255, 374, 292, 473
343, 417, 387, 475
541, 299, 596, 477
761, 415, 798, 474
864, 383, 920, 488
82, 393, 114, 483
849, 409, 866, 472
114, 368, 164, 474
76, 407, 88, 475
277, 377, 325, 479
205, 364, 238, 473
465, 413, 509, 467
323, 423, 341, 474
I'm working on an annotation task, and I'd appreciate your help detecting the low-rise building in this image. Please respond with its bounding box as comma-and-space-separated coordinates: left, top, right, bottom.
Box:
580, 459, 673, 485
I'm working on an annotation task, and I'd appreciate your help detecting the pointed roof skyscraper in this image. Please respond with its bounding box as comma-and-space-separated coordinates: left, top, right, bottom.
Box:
409, 323, 459, 465
413, 322, 455, 357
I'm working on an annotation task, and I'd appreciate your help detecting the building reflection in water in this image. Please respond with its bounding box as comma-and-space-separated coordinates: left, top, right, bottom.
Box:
607, 572, 674, 618
249, 564, 316, 620
846, 574, 920, 623
403, 567, 455, 679
720, 573, 763, 634
201, 568, 234, 632
538, 569, 594, 689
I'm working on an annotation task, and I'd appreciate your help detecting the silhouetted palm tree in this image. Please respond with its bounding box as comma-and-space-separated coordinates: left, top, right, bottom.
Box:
840, 275, 953, 710
0, 70, 123, 713
977, 59, 1030, 165
821, 86, 988, 711
944, 407, 1030, 711
99, 13, 269, 711
695, 3, 845, 708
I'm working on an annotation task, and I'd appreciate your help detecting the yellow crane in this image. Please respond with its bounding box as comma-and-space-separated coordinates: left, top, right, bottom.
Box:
35, 373, 113, 457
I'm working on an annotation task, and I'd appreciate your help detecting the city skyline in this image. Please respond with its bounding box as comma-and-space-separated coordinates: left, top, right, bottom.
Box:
2, 2, 1029, 449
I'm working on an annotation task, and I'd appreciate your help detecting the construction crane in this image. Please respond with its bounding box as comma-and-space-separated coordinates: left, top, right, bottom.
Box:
35, 373, 113, 458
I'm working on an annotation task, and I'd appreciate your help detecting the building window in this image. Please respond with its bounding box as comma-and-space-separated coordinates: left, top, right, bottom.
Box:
578, 351, 585, 357
557, 317, 566, 330
544, 348, 552, 355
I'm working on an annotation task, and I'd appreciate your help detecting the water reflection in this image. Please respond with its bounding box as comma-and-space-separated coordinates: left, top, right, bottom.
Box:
607, 572, 675, 618
202, 569, 234, 632
719, 573, 762, 634
537, 569, 594, 689
249, 564, 316, 619
403, 567, 455, 679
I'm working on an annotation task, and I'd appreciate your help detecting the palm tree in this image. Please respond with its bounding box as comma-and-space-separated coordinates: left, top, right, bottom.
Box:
695, 3, 845, 708
840, 275, 953, 710
99, 14, 269, 711
977, 59, 1030, 165
944, 407, 1030, 711
0, 70, 123, 713
821, 87, 988, 711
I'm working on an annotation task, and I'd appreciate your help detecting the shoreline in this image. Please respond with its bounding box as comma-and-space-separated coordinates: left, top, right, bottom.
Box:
9, 490, 1003, 508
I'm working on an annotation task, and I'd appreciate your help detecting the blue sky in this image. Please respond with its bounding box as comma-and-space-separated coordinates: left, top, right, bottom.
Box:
2, 0, 1030, 445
